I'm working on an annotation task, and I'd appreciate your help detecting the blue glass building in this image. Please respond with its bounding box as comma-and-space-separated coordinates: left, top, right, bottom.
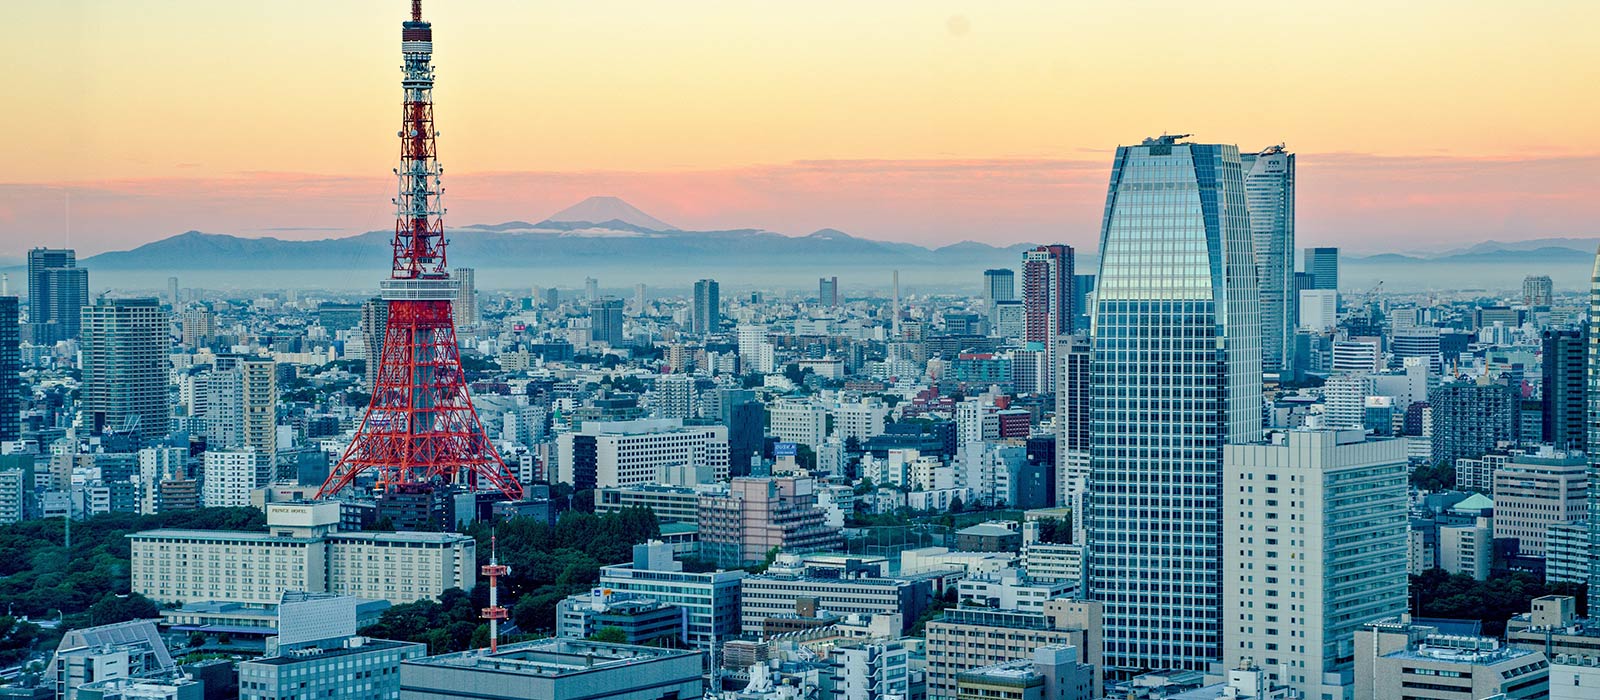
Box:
1088, 135, 1262, 675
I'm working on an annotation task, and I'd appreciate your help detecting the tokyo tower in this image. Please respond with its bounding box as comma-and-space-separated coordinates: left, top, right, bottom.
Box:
317, 0, 522, 501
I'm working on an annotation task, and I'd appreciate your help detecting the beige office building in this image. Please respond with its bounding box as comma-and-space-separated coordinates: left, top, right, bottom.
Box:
130, 502, 473, 606
1223, 430, 1410, 700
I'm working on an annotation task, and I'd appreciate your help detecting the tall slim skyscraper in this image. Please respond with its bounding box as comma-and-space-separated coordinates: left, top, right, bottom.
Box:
693, 279, 720, 335
454, 267, 478, 327
1241, 145, 1295, 374
167, 277, 180, 307
983, 269, 1015, 303
0, 297, 18, 443
1587, 246, 1600, 617
81, 298, 171, 437
590, 297, 625, 347
359, 297, 389, 393
27, 248, 89, 345
819, 276, 839, 307
1021, 245, 1074, 393
1544, 328, 1586, 452
204, 355, 278, 456
1088, 135, 1262, 676
1304, 247, 1338, 291
633, 283, 647, 314
585, 277, 600, 302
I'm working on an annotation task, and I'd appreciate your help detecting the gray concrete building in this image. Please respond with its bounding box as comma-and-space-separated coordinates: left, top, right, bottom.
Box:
399, 639, 702, 700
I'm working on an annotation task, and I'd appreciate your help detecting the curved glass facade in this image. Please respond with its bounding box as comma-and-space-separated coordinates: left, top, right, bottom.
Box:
1088, 137, 1262, 675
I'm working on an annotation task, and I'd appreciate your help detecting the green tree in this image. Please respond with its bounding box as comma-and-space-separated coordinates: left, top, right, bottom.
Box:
188, 632, 206, 648
87, 593, 159, 626
1410, 461, 1456, 492
587, 626, 629, 644
0, 616, 42, 666
746, 546, 782, 574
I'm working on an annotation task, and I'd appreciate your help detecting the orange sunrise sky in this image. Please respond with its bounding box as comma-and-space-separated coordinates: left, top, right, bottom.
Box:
4, 0, 1598, 257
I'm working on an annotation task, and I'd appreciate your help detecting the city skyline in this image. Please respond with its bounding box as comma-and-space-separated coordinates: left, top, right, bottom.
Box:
5, 1, 1600, 257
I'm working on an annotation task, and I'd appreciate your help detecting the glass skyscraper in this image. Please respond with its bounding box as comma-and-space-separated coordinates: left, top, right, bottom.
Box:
1241, 145, 1295, 374
1304, 246, 1338, 291
1088, 135, 1262, 675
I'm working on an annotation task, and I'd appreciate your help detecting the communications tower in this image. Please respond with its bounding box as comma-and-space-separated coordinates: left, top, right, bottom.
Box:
317, 0, 522, 501
480, 535, 509, 652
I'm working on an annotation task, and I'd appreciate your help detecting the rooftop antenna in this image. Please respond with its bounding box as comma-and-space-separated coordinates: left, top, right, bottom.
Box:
480, 532, 509, 652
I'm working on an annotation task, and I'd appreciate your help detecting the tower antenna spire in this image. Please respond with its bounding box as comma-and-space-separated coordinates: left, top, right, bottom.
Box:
318, 0, 522, 504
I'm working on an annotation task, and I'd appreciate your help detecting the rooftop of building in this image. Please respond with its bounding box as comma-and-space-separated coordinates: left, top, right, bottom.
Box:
957, 659, 1040, 682
955, 523, 1021, 537
128, 528, 320, 543
128, 528, 470, 544
1388, 635, 1537, 665
744, 573, 910, 587
404, 638, 697, 676
164, 600, 277, 617
247, 637, 418, 666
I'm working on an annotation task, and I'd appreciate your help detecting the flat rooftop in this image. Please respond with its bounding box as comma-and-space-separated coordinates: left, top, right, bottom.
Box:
249, 638, 417, 666
405, 639, 697, 677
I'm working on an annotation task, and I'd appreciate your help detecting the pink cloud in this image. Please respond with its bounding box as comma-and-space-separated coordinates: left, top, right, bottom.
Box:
2, 153, 1597, 259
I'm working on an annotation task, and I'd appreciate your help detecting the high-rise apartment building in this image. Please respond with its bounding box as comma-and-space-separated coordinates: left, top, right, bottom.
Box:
0, 297, 18, 442
1542, 328, 1586, 452
27, 248, 90, 344
692, 279, 720, 335
359, 297, 388, 393
1241, 145, 1295, 374
1088, 135, 1262, 675
80, 298, 170, 437
1429, 375, 1518, 467
584, 276, 599, 302
1021, 245, 1074, 393
1523, 274, 1553, 308
1055, 336, 1090, 524
632, 282, 647, 314
204, 354, 277, 456
819, 276, 840, 307
589, 297, 624, 347
453, 267, 478, 327
1589, 248, 1600, 617
1304, 247, 1338, 291
1223, 430, 1409, 700
201, 449, 267, 508
652, 373, 694, 420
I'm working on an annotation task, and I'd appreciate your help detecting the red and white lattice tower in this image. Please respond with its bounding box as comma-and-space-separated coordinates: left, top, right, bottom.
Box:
317, 0, 522, 501
480, 535, 510, 652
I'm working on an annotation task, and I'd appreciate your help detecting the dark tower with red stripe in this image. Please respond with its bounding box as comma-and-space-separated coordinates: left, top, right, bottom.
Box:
318, 0, 522, 501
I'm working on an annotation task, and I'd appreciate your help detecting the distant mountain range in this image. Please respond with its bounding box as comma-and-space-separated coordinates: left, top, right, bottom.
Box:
1347, 238, 1600, 264
77, 196, 1044, 273
25, 195, 1600, 279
